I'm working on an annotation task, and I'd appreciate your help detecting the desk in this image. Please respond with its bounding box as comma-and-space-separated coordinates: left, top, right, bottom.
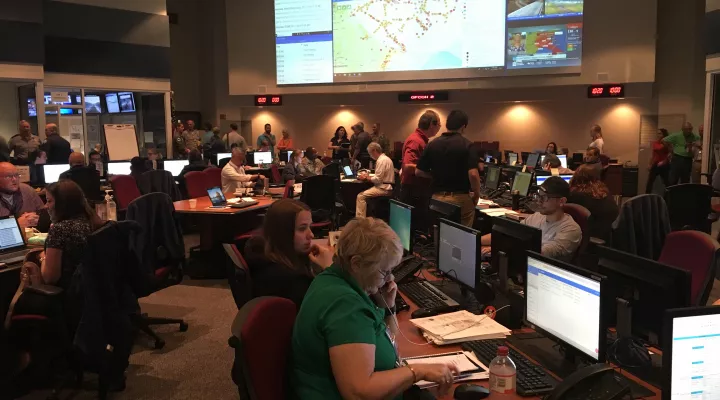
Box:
340, 180, 373, 214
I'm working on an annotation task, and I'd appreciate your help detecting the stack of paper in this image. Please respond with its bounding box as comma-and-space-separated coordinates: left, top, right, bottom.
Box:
478, 208, 518, 217
410, 310, 512, 345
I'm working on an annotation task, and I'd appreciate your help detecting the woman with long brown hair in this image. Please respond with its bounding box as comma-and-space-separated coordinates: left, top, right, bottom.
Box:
246, 198, 334, 308
568, 164, 619, 241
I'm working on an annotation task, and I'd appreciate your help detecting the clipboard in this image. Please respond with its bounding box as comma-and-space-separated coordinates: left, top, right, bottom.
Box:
403, 351, 485, 375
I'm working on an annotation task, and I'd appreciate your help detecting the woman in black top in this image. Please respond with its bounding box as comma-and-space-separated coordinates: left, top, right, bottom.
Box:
244, 198, 334, 308
328, 126, 351, 160
568, 164, 619, 242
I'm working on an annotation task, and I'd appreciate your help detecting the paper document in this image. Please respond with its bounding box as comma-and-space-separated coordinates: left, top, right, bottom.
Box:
479, 208, 518, 217
404, 351, 489, 388
410, 311, 511, 345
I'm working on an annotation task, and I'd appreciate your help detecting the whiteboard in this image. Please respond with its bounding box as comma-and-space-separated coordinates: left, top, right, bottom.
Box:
104, 124, 139, 161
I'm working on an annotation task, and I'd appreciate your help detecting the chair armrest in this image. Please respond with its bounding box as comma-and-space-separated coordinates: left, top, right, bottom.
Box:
25, 284, 63, 297
589, 237, 606, 246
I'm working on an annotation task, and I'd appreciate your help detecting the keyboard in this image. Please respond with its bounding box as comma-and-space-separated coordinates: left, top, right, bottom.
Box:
393, 257, 425, 284
0, 255, 26, 266
399, 281, 460, 311
230, 200, 259, 209
462, 339, 558, 397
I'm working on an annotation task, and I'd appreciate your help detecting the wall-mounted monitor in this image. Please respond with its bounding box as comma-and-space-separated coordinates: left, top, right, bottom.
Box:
105, 93, 120, 113
118, 92, 135, 113
27, 99, 37, 117
75, 95, 103, 113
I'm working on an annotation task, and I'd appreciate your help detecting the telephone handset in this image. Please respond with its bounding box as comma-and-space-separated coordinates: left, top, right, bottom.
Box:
545, 364, 632, 400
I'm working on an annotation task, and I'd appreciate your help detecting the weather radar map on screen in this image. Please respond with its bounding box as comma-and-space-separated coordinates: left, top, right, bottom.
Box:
274, 0, 583, 85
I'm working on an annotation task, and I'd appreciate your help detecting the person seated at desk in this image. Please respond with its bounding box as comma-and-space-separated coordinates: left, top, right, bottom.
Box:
583, 147, 603, 178
481, 177, 582, 263
0, 162, 44, 229
568, 164, 619, 243
545, 142, 558, 155
60, 153, 102, 204
88, 150, 105, 177
542, 154, 574, 175
147, 146, 164, 170
283, 150, 302, 183
355, 143, 394, 218
244, 199, 334, 308
221, 144, 262, 193
129, 156, 151, 181
299, 147, 325, 178
290, 217, 458, 399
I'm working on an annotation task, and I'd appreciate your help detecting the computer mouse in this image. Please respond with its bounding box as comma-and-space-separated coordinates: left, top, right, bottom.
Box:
410, 308, 439, 319
453, 384, 490, 400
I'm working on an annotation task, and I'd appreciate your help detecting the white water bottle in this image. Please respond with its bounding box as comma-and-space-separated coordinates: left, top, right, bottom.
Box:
488, 346, 517, 397
105, 191, 117, 221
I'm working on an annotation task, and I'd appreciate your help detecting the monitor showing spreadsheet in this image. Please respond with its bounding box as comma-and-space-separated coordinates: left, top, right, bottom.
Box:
43, 164, 70, 184
0, 217, 25, 251
108, 162, 131, 176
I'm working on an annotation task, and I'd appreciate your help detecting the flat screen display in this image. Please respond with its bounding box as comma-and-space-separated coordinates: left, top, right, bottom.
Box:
105, 93, 120, 113
43, 164, 70, 184
254, 151, 272, 164
107, 162, 131, 175
27, 99, 37, 117
118, 92, 135, 113
0, 217, 25, 251
163, 160, 189, 177
76, 95, 103, 113
274, 0, 583, 85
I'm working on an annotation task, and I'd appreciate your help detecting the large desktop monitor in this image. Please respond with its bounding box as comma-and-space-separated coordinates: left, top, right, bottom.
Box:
429, 198, 462, 225
490, 216, 541, 287
43, 164, 70, 184
507, 152, 518, 166
216, 152, 232, 165
525, 252, 605, 362
597, 246, 691, 345
163, 160, 189, 177
485, 165, 501, 190
536, 174, 572, 186
437, 219, 481, 289
662, 306, 720, 400
108, 162, 132, 176
0, 217, 26, 252
389, 199, 413, 254
254, 151, 272, 165
510, 171, 532, 197
526, 153, 540, 169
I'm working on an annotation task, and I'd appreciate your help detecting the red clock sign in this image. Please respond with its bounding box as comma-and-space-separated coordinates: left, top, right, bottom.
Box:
254, 95, 283, 106
587, 84, 625, 98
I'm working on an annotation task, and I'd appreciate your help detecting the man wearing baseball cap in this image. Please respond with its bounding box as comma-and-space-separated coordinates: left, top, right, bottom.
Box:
482, 176, 581, 262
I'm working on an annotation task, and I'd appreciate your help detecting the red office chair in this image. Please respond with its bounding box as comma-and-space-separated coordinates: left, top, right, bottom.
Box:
270, 164, 282, 184
109, 175, 142, 217
204, 167, 222, 189
658, 231, 720, 306
184, 171, 209, 198
228, 297, 297, 400
563, 203, 591, 264
283, 179, 295, 198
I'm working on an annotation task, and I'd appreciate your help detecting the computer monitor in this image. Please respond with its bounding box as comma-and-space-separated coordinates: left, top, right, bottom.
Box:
558, 154, 568, 168
485, 155, 493, 164
437, 219, 480, 289
163, 160, 189, 177
535, 175, 572, 186
342, 165, 355, 179
507, 152, 518, 166
105, 93, 120, 113
107, 162, 131, 176
510, 171, 532, 197
279, 150, 292, 163
216, 152, 231, 165
0, 217, 26, 252
485, 165, 501, 190
662, 306, 720, 400
254, 151, 272, 165
526, 153, 540, 169
429, 198, 461, 225
525, 252, 606, 362
389, 199, 413, 254
597, 246, 691, 345
490, 216, 542, 287
43, 164, 70, 184
118, 92, 135, 113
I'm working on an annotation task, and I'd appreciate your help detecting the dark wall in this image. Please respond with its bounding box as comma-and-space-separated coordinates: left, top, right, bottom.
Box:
0, 0, 44, 64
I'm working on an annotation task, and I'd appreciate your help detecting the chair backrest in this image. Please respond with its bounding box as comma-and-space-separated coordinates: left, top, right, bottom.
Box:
300, 175, 335, 211
602, 164, 623, 196
137, 169, 182, 202
66, 166, 102, 202
184, 171, 209, 199
109, 175, 142, 210
563, 203, 591, 263
321, 156, 332, 165
665, 183, 714, 233
204, 167, 222, 189
230, 297, 297, 400
283, 180, 295, 199
223, 243, 252, 309
322, 162, 341, 180
270, 164, 282, 184
611, 194, 671, 260
658, 230, 720, 306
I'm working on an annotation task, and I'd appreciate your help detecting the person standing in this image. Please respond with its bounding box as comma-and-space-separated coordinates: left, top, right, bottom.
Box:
664, 122, 701, 185
588, 125, 605, 154
328, 126, 351, 160
222, 123, 247, 153
9, 120, 40, 164
355, 143, 394, 218
277, 129, 294, 152
181, 119, 201, 155
401, 110, 441, 231
201, 122, 214, 146
203, 127, 227, 162
351, 122, 372, 169
545, 142, 558, 155
257, 124, 277, 156
173, 121, 186, 157
646, 128, 670, 193
349, 122, 363, 162
370, 123, 390, 155
416, 110, 481, 227
43, 123, 71, 164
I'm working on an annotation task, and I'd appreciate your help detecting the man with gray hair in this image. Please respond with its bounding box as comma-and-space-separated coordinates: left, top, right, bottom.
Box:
356, 142, 394, 217
221, 144, 262, 193
9, 120, 40, 164
43, 123, 71, 164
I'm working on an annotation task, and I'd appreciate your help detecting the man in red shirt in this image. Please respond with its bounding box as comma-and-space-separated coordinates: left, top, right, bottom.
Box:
400, 110, 441, 231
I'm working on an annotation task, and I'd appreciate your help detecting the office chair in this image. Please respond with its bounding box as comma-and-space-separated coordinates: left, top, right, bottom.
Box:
610, 194, 671, 260
664, 183, 715, 233
599, 154, 610, 167
301, 175, 337, 233
321, 156, 332, 165
658, 230, 720, 306
109, 175, 142, 219
563, 203, 591, 265
218, 157, 231, 169
270, 164, 282, 184
126, 193, 188, 349
137, 169, 182, 202
322, 161, 341, 180
602, 164, 623, 199
204, 167, 222, 189
283, 179, 295, 199
223, 243, 252, 309
184, 171, 208, 199
228, 297, 296, 400
62, 166, 103, 204
365, 171, 400, 222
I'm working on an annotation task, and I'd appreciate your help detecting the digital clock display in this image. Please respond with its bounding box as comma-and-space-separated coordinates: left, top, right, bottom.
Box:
398, 91, 450, 103
254, 95, 283, 106
587, 84, 625, 98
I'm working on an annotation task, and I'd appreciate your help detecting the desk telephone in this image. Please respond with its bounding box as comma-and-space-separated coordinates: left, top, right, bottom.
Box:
545, 364, 631, 400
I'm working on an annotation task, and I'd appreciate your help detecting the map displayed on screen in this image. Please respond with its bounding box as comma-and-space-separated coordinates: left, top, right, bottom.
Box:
274, 0, 584, 85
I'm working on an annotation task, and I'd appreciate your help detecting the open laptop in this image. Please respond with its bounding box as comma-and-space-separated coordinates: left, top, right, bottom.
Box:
342, 165, 356, 179
0, 217, 31, 267
206, 187, 259, 209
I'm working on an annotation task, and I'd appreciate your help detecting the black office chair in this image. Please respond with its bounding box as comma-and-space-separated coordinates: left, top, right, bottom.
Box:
664, 183, 715, 233
136, 169, 182, 202
300, 175, 337, 233
61, 166, 103, 204
322, 161, 341, 180
365, 171, 400, 222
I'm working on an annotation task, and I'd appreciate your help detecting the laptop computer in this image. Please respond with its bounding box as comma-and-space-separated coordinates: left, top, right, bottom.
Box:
206, 187, 259, 209
0, 217, 31, 267
342, 165, 355, 179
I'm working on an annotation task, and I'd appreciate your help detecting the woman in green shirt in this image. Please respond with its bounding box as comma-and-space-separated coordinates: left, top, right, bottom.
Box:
290, 218, 458, 399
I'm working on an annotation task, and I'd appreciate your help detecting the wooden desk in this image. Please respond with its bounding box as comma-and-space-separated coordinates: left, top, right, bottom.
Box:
174, 194, 274, 216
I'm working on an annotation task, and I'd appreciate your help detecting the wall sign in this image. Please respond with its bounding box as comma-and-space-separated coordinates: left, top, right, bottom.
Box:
398, 91, 450, 102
